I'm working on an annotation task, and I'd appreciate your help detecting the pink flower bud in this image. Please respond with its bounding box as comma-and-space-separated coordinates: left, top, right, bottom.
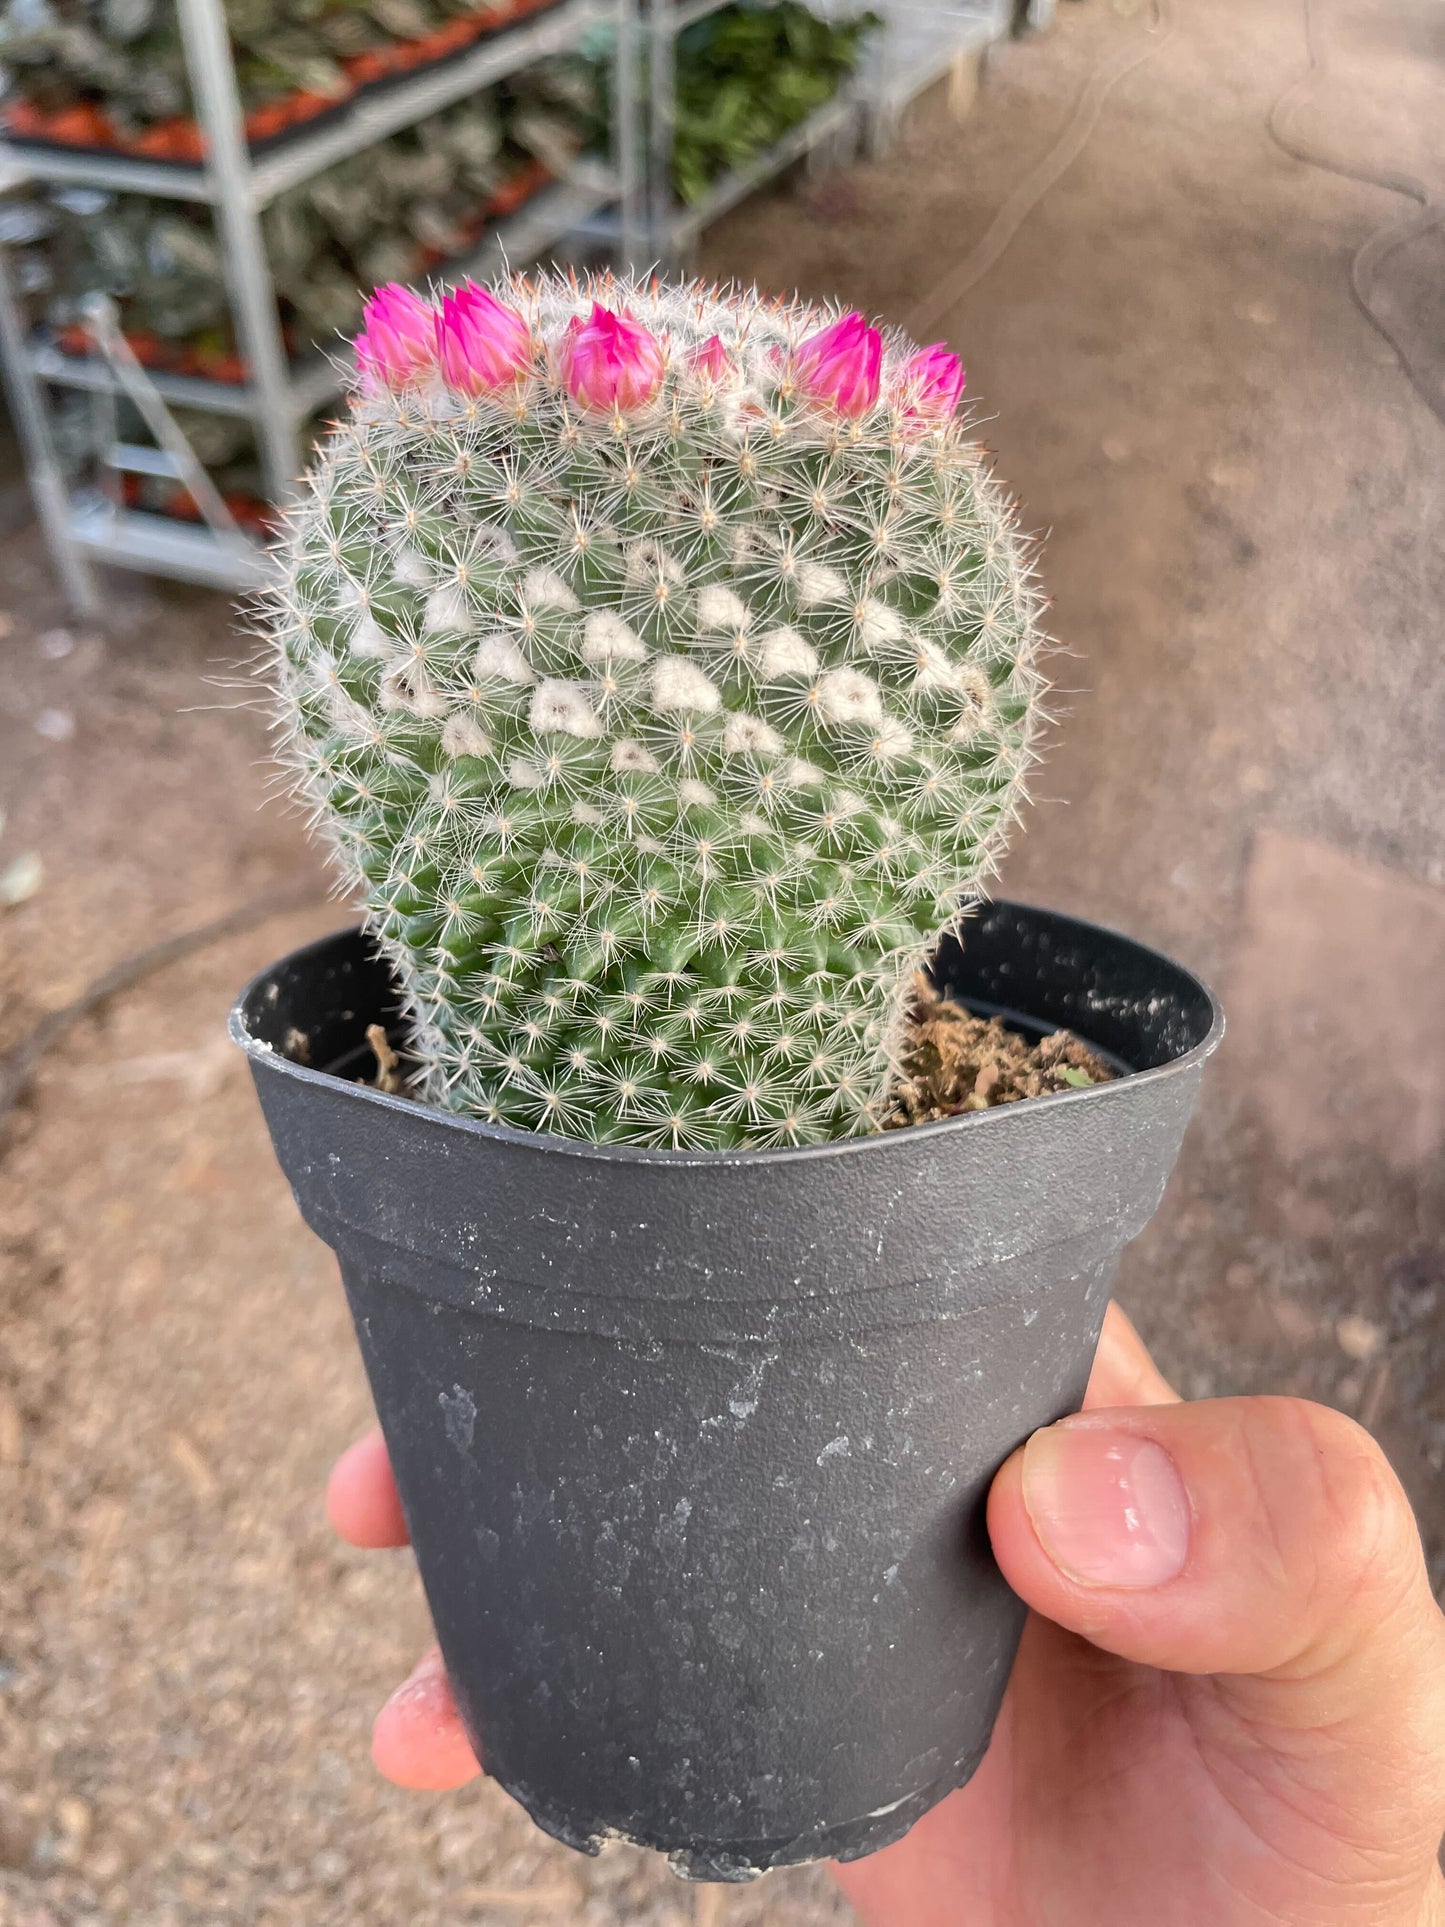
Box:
358, 283, 435, 386
436, 282, 532, 394
688, 334, 733, 383
901, 342, 965, 419
792, 311, 882, 417
559, 303, 666, 412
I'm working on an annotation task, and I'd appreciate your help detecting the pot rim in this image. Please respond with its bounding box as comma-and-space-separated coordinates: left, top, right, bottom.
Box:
229, 897, 1224, 1170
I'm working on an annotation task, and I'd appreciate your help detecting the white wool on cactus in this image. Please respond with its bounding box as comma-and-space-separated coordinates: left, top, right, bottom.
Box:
264, 271, 1047, 1149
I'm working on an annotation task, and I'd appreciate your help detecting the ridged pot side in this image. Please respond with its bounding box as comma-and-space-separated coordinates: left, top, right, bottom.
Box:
233, 901, 1222, 1878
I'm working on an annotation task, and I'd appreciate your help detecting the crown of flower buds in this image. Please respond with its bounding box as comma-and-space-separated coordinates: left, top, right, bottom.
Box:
349, 288, 967, 433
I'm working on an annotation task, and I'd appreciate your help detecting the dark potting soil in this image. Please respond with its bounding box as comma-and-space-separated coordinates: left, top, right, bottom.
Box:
356, 974, 1115, 1126
883, 974, 1116, 1128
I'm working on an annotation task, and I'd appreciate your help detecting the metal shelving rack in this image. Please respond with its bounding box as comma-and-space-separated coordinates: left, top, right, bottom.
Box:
666, 85, 860, 255
0, 0, 643, 613
637, 0, 1012, 266
641, 0, 863, 267
856, 0, 1012, 153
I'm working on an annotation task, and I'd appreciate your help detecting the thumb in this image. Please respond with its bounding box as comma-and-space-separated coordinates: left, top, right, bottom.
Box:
988, 1395, 1445, 1775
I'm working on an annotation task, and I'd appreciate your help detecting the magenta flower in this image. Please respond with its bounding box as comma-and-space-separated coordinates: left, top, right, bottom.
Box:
901, 342, 965, 419
435, 282, 532, 394
358, 283, 435, 386
559, 304, 666, 412
792, 311, 882, 417
688, 333, 733, 383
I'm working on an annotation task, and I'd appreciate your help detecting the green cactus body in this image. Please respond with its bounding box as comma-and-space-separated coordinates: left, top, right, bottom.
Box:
268, 274, 1045, 1148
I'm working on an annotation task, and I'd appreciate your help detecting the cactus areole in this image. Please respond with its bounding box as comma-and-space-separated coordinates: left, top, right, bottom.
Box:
270, 274, 1045, 1149
245, 274, 1221, 1879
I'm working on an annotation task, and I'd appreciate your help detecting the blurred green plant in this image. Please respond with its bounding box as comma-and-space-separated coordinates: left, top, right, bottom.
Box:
671, 1, 878, 206
563, 2, 878, 207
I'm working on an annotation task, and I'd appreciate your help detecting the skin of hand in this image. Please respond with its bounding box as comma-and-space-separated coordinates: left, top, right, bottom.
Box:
327, 1304, 1445, 1927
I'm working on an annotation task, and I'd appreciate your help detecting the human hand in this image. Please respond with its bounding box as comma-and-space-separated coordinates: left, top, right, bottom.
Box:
328, 1306, 1445, 1926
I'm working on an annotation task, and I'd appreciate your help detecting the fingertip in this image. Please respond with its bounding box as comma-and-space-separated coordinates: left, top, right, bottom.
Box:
327, 1428, 411, 1548
371, 1650, 482, 1792
985, 1443, 1041, 1597
985, 1426, 1164, 1642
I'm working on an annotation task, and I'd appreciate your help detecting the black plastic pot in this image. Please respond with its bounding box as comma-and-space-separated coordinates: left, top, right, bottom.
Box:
231, 900, 1221, 1880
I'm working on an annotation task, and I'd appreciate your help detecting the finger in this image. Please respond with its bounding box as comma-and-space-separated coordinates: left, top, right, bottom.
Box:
988, 1395, 1445, 1741
1083, 1301, 1179, 1410
372, 1649, 482, 1792
327, 1427, 410, 1549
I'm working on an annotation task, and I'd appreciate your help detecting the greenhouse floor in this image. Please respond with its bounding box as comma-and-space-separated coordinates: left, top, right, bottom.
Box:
1, 0, 1441, 1919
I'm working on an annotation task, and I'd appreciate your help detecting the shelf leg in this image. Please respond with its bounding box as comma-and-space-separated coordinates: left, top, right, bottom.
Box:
0, 238, 101, 621
176, 0, 300, 504
612, 0, 647, 275
645, 0, 678, 269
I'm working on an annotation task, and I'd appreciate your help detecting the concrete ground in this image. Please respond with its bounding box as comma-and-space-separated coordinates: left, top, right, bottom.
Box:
1, 0, 1441, 1918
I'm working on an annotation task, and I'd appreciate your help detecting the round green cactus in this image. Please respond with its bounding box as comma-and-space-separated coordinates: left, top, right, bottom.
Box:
268, 272, 1046, 1148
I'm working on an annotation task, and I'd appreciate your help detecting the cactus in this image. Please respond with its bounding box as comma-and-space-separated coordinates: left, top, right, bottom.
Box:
267, 273, 1046, 1148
